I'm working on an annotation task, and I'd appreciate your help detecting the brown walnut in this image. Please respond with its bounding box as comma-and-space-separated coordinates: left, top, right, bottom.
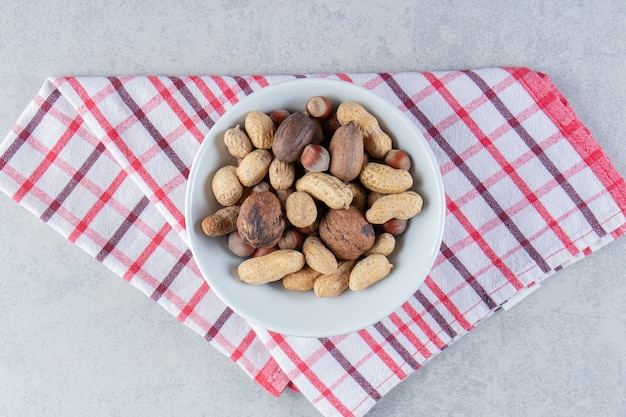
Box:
319, 206, 375, 261
237, 191, 285, 248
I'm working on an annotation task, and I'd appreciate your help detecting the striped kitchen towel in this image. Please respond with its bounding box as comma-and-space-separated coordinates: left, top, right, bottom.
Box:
1, 68, 624, 417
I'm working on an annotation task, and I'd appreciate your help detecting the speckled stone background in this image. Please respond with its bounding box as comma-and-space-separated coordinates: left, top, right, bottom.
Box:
1, 1, 625, 416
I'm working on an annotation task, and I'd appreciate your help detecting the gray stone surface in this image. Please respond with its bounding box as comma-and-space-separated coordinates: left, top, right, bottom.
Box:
1, 1, 624, 416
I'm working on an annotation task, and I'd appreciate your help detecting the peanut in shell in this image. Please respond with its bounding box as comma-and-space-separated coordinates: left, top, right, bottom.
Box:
211, 165, 243, 206
365, 191, 423, 224
236, 149, 272, 187
314, 261, 355, 298
201, 205, 240, 237
244, 111, 275, 149
295, 171, 352, 210
223, 125, 253, 159
302, 236, 338, 275
238, 249, 305, 284
336, 101, 392, 158
349, 254, 393, 291
282, 265, 321, 291
359, 162, 413, 194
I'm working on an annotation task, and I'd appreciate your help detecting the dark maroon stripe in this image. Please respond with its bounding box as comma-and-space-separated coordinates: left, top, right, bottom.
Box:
95, 196, 150, 262
150, 248, 193, 301
40, 141, 106, 222
0, 88, 62, 171
232, 75, 255, 96
319, 338, 382, 401
169, 76, 214, 130
413, 289, 457, 339
440, 242, 497, 309
464, 70, 606, 238
204, 307, 234, 342
373, 322, 420, 370
380, 72, 552, 274
108, 77, 190, 179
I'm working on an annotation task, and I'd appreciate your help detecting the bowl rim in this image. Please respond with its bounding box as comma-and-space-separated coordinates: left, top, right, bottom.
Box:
185, 77, 446, 338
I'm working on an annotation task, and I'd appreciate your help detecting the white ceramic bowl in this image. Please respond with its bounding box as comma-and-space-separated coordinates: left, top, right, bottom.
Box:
185, 78, 445, 338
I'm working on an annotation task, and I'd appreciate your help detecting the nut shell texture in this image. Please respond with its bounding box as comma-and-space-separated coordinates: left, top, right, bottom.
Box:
365, 191, 423, 224
295, 172, 353, 209
313, 261, 355, 298
359, 162, 413, 194
244, 111, 275, 149
348, 254, 393, 291
268, 158, 295, 190
238, 249, 305, 284
300, 144, 330, 172
201, 205, 240, 237
272, 112, 315, 163
319, 206, 375, 260
302, 236, 338, 275
211, 165, 243, 206
285, 191, 318, 228
328, 122, 364, 182
223, 125, 253, 159
236, 149, 272, 187
237, 191, 285, 248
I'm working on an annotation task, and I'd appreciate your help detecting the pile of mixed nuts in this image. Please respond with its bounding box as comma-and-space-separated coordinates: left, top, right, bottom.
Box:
202, 96, 423, 297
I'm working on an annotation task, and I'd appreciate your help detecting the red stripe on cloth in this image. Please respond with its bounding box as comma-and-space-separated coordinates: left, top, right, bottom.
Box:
175, 292, 284, 391
68, 168, 128, 243
439, 241, 497, 309
96, 196, 150, 264
6, 153, 193, 309
122, 221, 170, 282
204, 306, 234, 342
445, 195, 524, 290
170, 76, 214, 130
189, 77, 230, 122
150, 248, 193, 301
13, 117, 82, 203
386, 313, 433, 362
509, 67, 626, 215
413, 289, 458, 339
372, 321, 421, 370
270, 332, 351, 415
438, 130, 575, 273
423, 72, 556, 274
355, 329, 409, 380
464, 70, 596, 255
40, 141, 107, 223
253, 358, 291, 398
19, 97, 133, 227
249, 75, 271, 88
209, 76, 244, 106
319, 337, 382, 401
109, 77, 190, 180
2, 156, 155, 288
504, 68, 609, 238
333, 73, 354, 82
424, 276, 474, 331
176, 282, 209, 322
381, 73, 528, 290
612, 223, 626, 239
1, 89, 63, 189
148, 76, 206, 143
230, 329, 259, 362
65, 78, 185, 231
400, 302, 446, 350
183, 305, 286, 393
